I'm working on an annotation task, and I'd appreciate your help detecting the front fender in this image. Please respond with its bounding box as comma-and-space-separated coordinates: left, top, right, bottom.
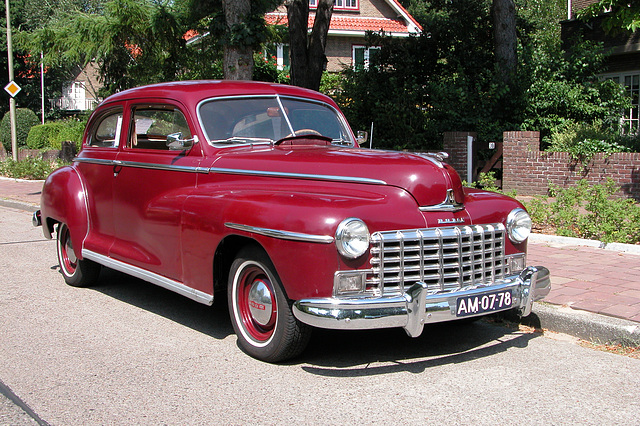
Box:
40, 166, 89, 259
181, 178, 427, 299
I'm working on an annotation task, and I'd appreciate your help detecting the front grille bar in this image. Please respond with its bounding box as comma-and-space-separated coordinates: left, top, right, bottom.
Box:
369, 224, 507, 295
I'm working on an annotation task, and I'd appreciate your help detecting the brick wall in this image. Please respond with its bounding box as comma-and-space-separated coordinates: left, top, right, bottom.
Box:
502, 131, 640, 200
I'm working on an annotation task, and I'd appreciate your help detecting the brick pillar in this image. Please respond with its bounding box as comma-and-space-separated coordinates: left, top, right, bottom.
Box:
502, 131, 541, 194
443, 131, 476, 182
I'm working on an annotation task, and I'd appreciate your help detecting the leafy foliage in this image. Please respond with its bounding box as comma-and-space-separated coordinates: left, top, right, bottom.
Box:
524, 179, 640, 244
335, 0, 630, 152
253, 54, 290, 84
0, 109, 40, 153
336, 0, 505, 150
578, 0, 640, 34
0, 157, 62, 180
546, 121, 632, 164
26, 118, 87, 150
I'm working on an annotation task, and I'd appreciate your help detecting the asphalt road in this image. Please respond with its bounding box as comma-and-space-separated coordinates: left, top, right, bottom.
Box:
1, 206, 639, 425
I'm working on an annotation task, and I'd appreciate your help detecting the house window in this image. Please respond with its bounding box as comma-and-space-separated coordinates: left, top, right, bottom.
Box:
264, 44, 290, 70
605, 72, 640, 135
310, 0, 358, 10
353, 46, 380, 70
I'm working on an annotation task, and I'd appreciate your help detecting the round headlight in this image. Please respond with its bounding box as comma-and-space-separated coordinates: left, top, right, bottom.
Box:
507, 208, 532, 243
335, 218, 370, 259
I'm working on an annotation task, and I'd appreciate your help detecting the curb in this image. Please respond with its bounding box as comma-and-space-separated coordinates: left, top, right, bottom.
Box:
0, 199, 38, 213
529, 233, 640, 255
528, 302, 640, 346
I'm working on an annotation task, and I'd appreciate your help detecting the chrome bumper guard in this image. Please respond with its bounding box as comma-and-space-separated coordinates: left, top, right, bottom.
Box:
293, 266, 550, 338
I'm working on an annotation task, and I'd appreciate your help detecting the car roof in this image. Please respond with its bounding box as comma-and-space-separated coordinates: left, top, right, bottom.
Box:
101, 80, 334, 107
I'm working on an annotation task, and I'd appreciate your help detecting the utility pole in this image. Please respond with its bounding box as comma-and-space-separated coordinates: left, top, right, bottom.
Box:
5, 0, 18, 160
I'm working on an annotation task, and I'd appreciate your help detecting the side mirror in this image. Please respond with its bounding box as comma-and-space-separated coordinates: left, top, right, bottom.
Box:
356, 130, 368, 146
167, 132, 197, 150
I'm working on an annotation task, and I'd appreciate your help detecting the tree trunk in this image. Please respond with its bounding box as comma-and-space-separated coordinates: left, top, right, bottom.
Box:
222, 0, 253, 80
492, 0, 517, 87
286, 0, 333, 91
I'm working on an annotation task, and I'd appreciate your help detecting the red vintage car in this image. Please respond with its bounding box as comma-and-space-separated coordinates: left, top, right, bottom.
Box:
34, 81, 549, 362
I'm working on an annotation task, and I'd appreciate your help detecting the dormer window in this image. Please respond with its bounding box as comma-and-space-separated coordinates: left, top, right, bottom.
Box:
310, 0, 358, 11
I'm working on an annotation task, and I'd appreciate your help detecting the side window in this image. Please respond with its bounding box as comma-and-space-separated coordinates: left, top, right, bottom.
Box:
130, 105, 192, 150
86, 108, 123, 148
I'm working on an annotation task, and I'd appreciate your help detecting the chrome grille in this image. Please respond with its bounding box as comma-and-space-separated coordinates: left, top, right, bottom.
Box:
368, 224, 507, 295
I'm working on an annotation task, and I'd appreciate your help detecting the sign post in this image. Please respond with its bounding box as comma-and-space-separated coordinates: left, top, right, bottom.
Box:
5, 0, 18, 160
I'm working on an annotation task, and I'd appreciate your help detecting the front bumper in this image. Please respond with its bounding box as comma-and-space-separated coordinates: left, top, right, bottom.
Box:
293, 266, 550, 337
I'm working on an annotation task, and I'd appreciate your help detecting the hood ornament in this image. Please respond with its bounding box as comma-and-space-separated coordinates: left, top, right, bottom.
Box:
419, 189, 464, 212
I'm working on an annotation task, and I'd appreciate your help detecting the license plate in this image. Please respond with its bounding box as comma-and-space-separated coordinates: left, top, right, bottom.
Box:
456, 290, 513, 317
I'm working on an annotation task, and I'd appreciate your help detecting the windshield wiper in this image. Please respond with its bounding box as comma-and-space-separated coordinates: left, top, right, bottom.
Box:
212, 137, 275, 145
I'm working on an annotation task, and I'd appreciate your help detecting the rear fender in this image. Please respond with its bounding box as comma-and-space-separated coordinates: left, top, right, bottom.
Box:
40, 166, 89, 260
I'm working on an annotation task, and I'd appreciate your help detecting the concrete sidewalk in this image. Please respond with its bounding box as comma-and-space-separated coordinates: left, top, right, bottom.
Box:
1, 175, 639, 345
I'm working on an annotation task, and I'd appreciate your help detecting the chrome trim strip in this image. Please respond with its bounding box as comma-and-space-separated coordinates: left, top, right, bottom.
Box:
116, 161, 207, 173
74, 157, 208, 174
210, 167, 386, 185
225, 222, 334, 244
82, 250, 214, 306
74, 157, 114, 166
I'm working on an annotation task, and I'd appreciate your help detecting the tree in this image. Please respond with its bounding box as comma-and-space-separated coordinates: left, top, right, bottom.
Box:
19, 0, 282, 93
492, 0, 517, 87
286, 0, 333, 91
222, 0, 254, 79
578, 0, 640, 34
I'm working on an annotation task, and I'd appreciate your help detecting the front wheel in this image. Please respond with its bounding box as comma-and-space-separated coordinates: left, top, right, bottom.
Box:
228, 246, 311, 362
56, 223, 101, 287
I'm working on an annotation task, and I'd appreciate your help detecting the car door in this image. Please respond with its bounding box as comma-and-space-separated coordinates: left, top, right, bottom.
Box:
109, 101, 201, 282
75, 106, 124, 255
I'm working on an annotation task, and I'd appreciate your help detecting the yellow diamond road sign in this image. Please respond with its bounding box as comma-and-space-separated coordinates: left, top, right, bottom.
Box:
4, 81, 21, 97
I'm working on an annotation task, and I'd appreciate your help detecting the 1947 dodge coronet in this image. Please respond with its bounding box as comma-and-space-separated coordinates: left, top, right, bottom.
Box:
34, 80, 550, 362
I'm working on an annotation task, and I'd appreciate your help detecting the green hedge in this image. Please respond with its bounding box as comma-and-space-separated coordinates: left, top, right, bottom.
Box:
26, 119, 87, 150
0, 109, 40, 153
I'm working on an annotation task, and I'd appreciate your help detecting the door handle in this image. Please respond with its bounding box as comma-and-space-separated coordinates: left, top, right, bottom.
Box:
113, 160, 123, 177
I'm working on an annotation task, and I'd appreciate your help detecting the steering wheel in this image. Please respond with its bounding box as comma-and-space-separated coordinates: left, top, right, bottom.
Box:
284, 129, 323, 138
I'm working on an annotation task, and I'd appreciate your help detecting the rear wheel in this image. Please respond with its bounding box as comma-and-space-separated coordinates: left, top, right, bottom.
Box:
56, 223, 100, 287
228, 246, 311, 362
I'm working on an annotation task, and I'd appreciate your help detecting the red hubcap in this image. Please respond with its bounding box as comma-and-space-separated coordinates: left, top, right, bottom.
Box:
237, 265, 277, 342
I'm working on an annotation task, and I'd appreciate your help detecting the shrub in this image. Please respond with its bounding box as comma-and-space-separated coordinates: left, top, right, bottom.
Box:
546, 121, 630, 164
0, 109, 40, 153
51, 119, 86, 150
0, 157, 61, 180
524, 179, 640, 244
26, 124, 53, 150
26, 118, 87, 151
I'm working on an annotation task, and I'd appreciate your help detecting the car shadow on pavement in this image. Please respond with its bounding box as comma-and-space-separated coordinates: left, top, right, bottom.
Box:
86, 267, 234, 340
62, 265, 540, 368
298, 320, 541, 376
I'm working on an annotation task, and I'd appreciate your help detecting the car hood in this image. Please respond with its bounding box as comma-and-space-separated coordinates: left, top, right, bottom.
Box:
210, 145, 464, 208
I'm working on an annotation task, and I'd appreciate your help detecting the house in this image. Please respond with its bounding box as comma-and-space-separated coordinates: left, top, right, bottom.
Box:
265, 0, 422, 71
51, 62, 103, 112
562, 0, 640, 134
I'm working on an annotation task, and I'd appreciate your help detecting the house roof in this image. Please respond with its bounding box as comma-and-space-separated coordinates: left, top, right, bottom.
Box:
265, 0, 422, 37
265, 13, 420, 37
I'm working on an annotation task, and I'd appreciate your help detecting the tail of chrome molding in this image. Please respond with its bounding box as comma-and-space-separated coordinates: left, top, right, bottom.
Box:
32, 210, 42, 227
293, 266, 551, 338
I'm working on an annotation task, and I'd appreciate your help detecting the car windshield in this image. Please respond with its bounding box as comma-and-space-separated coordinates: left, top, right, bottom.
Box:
198, 96, 354, 146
